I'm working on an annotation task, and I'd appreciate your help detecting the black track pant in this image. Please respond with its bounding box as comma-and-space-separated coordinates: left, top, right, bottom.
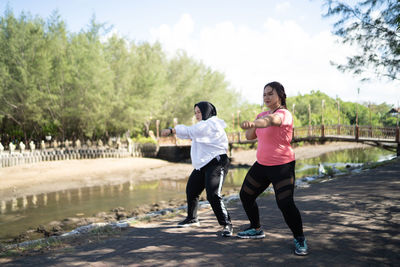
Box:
186, 154, 231, 226
239, 161, 304, 238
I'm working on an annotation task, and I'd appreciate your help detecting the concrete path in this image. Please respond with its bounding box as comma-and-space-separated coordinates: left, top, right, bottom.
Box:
3, 159, 400, 266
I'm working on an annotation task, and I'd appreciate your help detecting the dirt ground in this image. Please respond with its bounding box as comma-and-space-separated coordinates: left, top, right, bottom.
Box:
0, 142, 369, 202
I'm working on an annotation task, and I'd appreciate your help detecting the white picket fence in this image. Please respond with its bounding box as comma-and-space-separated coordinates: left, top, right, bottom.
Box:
0, 143, 158, 168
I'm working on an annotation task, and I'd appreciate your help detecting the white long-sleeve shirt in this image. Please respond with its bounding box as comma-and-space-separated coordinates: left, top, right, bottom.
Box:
175, 116, 228, 170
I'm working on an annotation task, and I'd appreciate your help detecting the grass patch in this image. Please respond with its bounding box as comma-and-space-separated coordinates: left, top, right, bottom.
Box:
137, 216, 152, 223
0, 237, 64, 258
0, 225, 129, 259
89, 225, 121, 235
362, 157, 397, 170
0, 248, 20, 258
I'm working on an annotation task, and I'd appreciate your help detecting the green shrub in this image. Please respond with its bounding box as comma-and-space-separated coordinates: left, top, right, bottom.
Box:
131, 135, 157, 144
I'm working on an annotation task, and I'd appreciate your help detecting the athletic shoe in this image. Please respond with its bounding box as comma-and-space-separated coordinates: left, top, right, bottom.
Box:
294, 236, 309, 256
237, 228, 265, 239
177, 217, 200, 228
221, 224, 233, 237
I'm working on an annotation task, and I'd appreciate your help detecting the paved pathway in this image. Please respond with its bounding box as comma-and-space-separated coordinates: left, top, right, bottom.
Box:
3, 159, 400, 266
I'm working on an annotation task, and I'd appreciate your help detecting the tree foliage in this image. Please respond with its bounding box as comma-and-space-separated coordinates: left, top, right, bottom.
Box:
0, 8, 396, 145
323, 0, 400, 81
287, 90, 396, 127
0, 9, 241, 143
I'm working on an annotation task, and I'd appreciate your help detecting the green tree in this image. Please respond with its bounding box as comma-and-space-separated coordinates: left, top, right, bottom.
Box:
287, 91, 349, 126
128, 42, 167, 136
286, 90, 396, 127
65, 17, 113, 139
323, 0, 400, 81
163, 51, 208, 126
160, 51, 240, 131
103, 34, 135, 136
0, 9, 242, 142
225, 102, 262, 132
0, 10, 50, 142
40, 11, 70, 140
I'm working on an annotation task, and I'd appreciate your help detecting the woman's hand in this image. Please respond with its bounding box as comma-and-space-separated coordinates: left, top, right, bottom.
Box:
161, 128, 173, 136
240, 121, 255, 130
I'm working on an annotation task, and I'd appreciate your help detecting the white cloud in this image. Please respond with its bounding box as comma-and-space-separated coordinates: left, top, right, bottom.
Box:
150, 14, 399, 106
149, 14, 195, 53
275, 2, 292, 12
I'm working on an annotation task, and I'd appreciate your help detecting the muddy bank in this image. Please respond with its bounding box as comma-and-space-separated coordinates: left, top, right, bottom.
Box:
6, 200, 188, 244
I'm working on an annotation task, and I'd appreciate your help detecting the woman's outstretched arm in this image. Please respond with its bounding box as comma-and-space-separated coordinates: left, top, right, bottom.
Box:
240, 114, 282, 140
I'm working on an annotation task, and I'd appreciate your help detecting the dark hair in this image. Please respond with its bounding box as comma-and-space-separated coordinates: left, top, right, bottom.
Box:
194, 101, 217, 120
264, 81, 287, 109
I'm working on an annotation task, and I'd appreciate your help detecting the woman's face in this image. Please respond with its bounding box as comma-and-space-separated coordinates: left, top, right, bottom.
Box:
194, 106, 202, 121
263, 86, 281, 110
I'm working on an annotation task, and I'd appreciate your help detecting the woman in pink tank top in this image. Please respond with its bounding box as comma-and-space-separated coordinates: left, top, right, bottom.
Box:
236, 81, 308, 256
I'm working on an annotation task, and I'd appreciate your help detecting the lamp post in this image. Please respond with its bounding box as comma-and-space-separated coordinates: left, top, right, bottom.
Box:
321, 100, 325, 137
355, 88, 360, 141
156, 120, 160, 139
368, 102, 372, 137
337, 98, 341, 135
356, 88, 360, 126
237, 110, 241, 130
368, 103, 372, 126
336, 98, 340, 125
397, 101, 399, 156
308, 104, 311, 136
397, 101, 399, 128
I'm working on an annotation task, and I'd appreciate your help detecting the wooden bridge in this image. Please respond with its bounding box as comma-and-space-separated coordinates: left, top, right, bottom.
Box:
228, 125, 400, 155
158, 124, 400, 157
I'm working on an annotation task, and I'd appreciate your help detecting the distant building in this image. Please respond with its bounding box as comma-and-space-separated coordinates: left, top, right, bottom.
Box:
388, 108, 400, 117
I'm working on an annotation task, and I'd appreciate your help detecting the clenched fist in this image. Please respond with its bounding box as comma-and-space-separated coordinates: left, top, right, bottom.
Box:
240, 121, 255, 130
161, 128, 173, 136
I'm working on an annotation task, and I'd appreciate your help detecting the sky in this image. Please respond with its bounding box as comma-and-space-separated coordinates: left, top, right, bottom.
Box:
1, 0, 399, 106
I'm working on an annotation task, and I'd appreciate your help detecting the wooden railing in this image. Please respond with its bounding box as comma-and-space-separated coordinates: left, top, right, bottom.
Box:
292, 125, 399, 143
156, 125, 399, 145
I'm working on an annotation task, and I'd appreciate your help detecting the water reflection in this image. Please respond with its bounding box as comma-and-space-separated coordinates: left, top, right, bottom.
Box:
295, 147, 394, 179
0, 179, 190, 216
22, 196, 28, 209
1, 200, 5, 212
0, 146, 395, 242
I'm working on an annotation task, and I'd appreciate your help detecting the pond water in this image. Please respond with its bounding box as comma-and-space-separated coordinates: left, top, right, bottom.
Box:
0, 146, 395, 242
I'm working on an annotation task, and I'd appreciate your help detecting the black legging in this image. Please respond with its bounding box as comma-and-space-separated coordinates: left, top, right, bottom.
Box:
186, 154, 231, 226
239, 161, 304, 238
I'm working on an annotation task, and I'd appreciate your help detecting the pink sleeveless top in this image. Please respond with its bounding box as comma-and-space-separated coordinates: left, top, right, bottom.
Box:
255, 109, 295, 166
